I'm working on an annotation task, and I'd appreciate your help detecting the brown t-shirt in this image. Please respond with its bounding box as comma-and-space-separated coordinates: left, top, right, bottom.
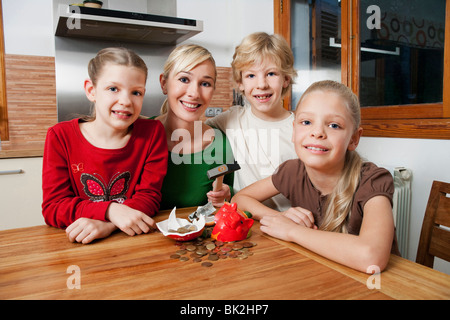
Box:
272, 159, 400, 255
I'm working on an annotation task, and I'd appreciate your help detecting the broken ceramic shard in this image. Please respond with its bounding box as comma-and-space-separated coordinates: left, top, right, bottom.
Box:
156, 207, 206, 241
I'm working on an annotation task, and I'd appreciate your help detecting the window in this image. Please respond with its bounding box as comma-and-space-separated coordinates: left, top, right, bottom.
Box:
275, 0, 450, 139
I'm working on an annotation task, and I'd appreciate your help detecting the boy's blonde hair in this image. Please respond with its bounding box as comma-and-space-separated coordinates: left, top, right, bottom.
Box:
232, 32, 297, 97
297, 80, 363, 234
160, 44, 217, 114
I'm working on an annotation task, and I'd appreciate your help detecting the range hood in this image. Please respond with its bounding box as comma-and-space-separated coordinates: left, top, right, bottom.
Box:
55, 5, 203, 45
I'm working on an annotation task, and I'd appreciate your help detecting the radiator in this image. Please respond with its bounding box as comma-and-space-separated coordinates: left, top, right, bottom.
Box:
392, 167, 412, 256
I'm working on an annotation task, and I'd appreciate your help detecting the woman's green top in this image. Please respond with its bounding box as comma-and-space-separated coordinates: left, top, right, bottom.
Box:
159, 128, 235, 210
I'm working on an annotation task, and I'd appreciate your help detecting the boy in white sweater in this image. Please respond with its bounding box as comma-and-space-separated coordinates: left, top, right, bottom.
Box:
207, 32, 298, 211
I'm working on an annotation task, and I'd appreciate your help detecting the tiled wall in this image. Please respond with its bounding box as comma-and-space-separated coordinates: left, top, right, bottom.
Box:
3, 55, 57, 147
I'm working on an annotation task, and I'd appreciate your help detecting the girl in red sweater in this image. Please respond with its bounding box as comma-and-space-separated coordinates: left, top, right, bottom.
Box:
42, 47, 168, 244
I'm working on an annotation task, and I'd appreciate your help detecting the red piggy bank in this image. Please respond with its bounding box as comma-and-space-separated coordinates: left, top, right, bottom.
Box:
211, 202, 254, 242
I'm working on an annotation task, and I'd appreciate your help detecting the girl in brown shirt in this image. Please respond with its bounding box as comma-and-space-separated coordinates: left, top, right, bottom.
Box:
232, 80, 399, 273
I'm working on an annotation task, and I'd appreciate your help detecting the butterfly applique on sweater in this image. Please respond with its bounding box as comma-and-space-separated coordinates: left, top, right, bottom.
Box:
80, 172, 130, 203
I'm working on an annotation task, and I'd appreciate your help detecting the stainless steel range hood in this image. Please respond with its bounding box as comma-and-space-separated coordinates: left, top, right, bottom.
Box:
55, 5, 203, 45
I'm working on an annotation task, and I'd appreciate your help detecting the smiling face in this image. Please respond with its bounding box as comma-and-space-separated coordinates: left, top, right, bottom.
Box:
85, 63, 146, 133
238, 59, 290, 120
292, 90, 362, 175
160, 60, 216, 122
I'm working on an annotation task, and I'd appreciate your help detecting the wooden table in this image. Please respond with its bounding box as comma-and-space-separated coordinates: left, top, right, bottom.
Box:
1, 207, 449, 302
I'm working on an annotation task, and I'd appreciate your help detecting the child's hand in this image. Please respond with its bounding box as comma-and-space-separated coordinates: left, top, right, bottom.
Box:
207, 183, 231, 207
66, 218, 116, 244
106, 202, 156, 236
260, 214, 301, 242
281, 207, 318, 229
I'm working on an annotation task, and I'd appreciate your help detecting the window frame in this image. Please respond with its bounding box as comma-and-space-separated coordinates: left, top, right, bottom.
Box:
275, 0, 450, 139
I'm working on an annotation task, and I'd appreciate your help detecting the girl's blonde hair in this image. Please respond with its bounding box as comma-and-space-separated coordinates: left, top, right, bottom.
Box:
296, 80, 363, 234
160, 44, 217, 114
84, 47, 148, 121
88, 47, 148, 85
232, 32, 297, 97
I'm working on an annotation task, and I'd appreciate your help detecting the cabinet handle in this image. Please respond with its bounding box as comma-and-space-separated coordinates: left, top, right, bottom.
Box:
0, 169, 23, 175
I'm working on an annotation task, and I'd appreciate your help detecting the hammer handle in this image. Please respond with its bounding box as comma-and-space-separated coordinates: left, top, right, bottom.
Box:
213, 176, 224, 192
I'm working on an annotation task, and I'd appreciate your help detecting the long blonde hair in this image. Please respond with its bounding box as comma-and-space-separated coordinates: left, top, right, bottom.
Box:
296, 80, 363, 233
232, 32, 297, 97
160, 44, 216, 114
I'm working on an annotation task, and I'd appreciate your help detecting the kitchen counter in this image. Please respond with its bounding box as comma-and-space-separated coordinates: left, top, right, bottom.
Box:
0, 142, 44, 159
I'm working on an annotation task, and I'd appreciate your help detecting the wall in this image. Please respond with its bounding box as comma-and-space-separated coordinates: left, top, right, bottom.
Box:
2, 0, 449, 274
3, 0, 274, 66
4, 55, 57, 146
357, 137, 450, 274
177, 0, 274, 67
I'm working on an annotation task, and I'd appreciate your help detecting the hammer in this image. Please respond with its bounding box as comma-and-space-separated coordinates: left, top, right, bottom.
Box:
207, 161, 241, 192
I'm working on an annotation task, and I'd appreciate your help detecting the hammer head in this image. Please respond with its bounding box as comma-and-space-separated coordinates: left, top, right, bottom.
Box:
207, 161, 241, 180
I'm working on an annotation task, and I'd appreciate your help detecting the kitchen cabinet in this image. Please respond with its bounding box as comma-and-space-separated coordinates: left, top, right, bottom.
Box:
0, 157, 45, 230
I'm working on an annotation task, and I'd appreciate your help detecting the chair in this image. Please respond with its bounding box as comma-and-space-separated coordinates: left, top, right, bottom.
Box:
416, 180, 450, 268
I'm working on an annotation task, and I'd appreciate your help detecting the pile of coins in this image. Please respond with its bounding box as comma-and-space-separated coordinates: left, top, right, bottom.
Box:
168, 224, 197, 234
169, 238, 256, 267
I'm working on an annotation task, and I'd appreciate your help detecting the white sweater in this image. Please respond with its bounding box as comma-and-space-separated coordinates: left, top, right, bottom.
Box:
207, 103, 297, 211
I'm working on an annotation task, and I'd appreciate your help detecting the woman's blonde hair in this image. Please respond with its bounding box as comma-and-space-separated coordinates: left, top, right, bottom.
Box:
160, 44, 217, 114
296, 80, 363, 233
232, 32, 297, 97
84, 47, 148, 121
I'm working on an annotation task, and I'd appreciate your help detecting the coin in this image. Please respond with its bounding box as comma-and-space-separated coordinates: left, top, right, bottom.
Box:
186, 245, 197, 251
242, 242, 254, 248
201, 262, 213, 267
196, 249, 209, 256
169, 238, 257, 267
194, 239, 204, 245
208, 254, 219, 261
232, 243, 243, 250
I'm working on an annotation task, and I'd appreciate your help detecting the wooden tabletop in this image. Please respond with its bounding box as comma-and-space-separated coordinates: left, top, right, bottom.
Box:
0, 207, 449, 301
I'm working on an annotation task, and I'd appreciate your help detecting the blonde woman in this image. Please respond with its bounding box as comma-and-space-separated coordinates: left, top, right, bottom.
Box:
155, 44, 235, 209
232, 80, 400, 273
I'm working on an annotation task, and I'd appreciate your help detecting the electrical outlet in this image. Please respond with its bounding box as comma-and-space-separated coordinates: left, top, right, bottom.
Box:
205, 107, 223, 117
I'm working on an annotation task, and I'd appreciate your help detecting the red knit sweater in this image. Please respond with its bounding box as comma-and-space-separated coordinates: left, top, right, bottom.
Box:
42, 118, 168, 229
